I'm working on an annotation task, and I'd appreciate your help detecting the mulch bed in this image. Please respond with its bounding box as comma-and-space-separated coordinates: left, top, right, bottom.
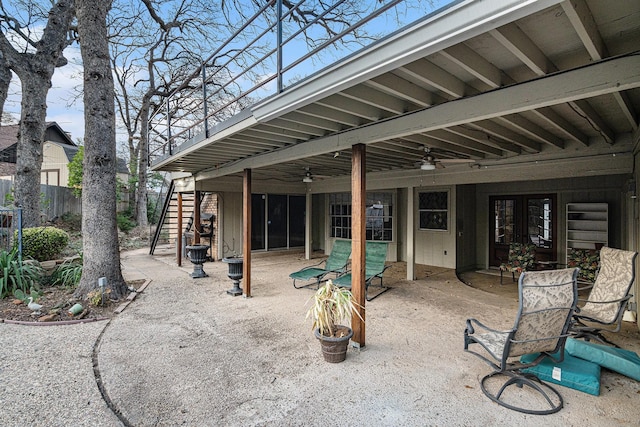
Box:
0, 279, 146, 323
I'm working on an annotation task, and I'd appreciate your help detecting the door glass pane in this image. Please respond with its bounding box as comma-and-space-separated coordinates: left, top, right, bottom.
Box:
494, 199, 515, 244
251, 194, 265, 250
528, 198, 552, 248
289, 196, 305, 247
268, 194, 288, 249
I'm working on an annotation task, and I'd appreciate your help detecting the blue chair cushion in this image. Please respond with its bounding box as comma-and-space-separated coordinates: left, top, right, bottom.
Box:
521, 349, 601, 396
565, 338, 640, 381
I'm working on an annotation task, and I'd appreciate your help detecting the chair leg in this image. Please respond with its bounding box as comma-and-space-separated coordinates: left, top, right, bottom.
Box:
480, 371, 564, 415
292, 279, 317, 290
365, 276, 391, 301
500, 270, 503, 285
571, 330, 620, 348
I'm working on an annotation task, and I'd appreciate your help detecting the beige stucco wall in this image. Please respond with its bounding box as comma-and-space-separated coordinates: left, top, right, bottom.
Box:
41, 143, 69, 187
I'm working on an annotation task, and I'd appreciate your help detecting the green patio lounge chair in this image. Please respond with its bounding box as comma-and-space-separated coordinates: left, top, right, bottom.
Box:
333, 241, 391, 301
290, 239, 351, 289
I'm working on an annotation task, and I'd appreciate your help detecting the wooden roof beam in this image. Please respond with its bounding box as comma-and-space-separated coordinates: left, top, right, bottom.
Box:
440, 43, 502, 89
366, 74, 434, 107
399, 58, 467, 99
446, 126, 521, 155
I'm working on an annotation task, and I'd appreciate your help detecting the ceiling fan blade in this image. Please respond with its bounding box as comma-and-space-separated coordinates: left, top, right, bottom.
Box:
437, 159, 476, 163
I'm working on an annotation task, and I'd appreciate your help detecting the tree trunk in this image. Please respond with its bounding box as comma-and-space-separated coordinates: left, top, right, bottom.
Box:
15, 73, 51, 227
0, 56, 11, 119
74, 0, 127, 300
127, 135, 138, 214
135, 107, 150, 227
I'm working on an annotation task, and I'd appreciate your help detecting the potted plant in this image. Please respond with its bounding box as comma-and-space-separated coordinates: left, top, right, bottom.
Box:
306, 280, 363, 363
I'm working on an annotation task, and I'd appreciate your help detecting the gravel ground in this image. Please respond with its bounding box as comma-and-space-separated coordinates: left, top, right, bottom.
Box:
1, 247, 639, 426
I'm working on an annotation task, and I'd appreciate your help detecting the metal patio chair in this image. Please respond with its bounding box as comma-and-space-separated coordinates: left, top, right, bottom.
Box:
570, 246, 638, 347
464, 268, 578, 415
333, 241, 391, 301
290, 239, 351, 289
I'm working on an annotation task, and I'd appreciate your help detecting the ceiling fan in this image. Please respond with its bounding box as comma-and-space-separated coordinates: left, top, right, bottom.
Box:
416, 146, 475, 170
303, 169, 314, 183
302, 167, 331, 183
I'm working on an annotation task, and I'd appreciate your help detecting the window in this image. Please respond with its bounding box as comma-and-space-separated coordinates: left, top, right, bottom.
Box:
329, 192, 393, 241
419, 191, 448, 230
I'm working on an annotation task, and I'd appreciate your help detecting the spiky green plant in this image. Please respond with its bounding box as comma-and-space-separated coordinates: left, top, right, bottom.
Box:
306, 280, 363, 337
50, 253, 83, 289
0, 250, 43, 299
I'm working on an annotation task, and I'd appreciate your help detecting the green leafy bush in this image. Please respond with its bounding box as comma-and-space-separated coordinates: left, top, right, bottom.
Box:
0, 250, 43, 298
18, 226, 70, 262
117, 212, 136, 233
50, 254, 83, 288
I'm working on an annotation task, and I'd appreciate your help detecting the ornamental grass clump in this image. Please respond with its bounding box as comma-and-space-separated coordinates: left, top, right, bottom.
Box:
0, 249, 43, 298
306, 280, 363, 338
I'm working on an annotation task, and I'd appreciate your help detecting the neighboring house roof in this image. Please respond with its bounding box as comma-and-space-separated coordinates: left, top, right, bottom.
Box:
0, 124, 19, 151
62, 144, 79, 162
0, 121, 76, 159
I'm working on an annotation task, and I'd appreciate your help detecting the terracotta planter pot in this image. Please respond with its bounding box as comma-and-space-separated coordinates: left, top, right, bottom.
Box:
314, 325, 353, 363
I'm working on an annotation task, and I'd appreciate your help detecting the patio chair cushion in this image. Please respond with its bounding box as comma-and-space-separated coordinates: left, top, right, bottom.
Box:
499, 243, 536, 274
521, 349, 600, 396
565, 338, 640, 381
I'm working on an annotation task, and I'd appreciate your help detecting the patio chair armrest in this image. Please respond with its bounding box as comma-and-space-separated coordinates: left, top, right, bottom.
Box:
329, 261, 351, 274
465, 318, 510, 335
297, 260, 325, 271
577, 294, 632, 306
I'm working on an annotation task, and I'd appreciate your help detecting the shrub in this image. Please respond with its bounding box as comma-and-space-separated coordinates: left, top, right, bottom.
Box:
117, 212, 136, 233
0, 249, 43, 299
50, 254, 83, 288
18, 226, 70, 262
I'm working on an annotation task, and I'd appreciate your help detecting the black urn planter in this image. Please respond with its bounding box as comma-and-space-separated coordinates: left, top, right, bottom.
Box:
186, 244, 210, 278
222, 257, 243, 296
314, 325, 353, 363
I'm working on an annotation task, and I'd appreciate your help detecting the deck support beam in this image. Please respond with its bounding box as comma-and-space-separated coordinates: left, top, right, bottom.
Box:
177, 192, 183, 267
351, 144, 366, 347
243, 169, 252, 297
194, 190, 201, 244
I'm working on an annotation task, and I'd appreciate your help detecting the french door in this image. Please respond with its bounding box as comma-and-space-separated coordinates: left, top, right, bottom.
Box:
489, 194, 557, 267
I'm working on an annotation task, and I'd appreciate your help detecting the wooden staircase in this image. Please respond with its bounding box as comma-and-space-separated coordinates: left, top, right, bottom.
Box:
150, 183, 217, 258
150, 182, 197, 255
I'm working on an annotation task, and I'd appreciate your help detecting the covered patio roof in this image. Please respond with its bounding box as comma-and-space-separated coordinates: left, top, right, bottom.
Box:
151, 0, 640, 186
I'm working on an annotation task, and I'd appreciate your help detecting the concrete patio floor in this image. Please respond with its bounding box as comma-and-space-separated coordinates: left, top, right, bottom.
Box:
1, 247, 638, 426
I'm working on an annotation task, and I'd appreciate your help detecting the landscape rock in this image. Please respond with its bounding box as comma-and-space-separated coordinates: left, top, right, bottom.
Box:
38, 314, 58, 322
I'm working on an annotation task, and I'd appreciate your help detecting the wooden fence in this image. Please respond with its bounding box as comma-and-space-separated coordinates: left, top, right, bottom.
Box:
0, 179, 129, 221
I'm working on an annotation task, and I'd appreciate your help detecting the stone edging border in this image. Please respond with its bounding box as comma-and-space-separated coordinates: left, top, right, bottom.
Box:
0, 278, 152, 326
